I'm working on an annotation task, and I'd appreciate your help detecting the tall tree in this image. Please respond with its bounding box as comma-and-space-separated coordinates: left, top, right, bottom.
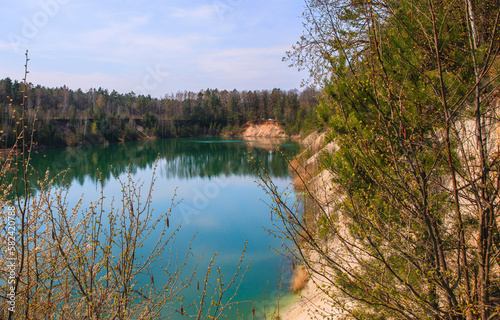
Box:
267, 0, 500, 319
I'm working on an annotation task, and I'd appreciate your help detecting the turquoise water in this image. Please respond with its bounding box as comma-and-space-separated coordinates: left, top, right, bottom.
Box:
26, 137, 299, 319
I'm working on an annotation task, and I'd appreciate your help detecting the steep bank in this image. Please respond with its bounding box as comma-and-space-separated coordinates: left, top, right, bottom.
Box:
282, 131, 339, 320
282, 114, 500, 320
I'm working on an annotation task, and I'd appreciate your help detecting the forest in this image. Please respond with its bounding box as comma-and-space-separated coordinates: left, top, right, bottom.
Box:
0, 78, 320, 148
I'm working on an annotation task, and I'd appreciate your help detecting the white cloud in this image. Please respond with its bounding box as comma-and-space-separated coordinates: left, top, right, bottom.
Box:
82, 15, 150, 44
168, 5, 218, 20
0, 40, 17, 52
198, 46, 289, 77
0, 1, 307, 96
181, 45, 304, 91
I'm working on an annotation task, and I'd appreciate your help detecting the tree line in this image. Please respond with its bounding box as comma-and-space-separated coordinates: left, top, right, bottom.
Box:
0, 78, 320, 148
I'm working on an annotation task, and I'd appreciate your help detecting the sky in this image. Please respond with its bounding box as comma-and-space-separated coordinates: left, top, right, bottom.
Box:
0, 0, 308, 97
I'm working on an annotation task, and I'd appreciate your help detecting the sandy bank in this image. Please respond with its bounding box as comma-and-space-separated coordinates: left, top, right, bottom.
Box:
281, 275, 336, 320
241, 121, 287, 138
280, 131, 342, 320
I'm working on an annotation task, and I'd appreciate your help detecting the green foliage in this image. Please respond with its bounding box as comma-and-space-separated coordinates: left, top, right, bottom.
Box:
269, 0, 500, 318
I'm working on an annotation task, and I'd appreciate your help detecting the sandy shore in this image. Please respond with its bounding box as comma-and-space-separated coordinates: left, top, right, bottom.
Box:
281, 132, 342, 320
280, 273, 337, 320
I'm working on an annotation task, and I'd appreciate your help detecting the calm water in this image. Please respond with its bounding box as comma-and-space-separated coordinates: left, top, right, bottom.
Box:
27, 137, 300, 319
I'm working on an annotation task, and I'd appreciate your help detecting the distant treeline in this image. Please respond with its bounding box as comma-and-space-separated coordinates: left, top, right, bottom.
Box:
0, 77, 321, 148
6, 137, 300, 197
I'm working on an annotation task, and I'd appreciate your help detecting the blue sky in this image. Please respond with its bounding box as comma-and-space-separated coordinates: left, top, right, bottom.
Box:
1, 0, 307, 97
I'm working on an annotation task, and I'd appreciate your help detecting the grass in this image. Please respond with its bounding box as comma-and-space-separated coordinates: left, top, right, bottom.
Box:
290, 266, 309, 293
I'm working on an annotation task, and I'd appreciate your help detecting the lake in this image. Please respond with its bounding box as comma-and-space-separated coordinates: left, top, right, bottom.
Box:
25, 137, 300, 319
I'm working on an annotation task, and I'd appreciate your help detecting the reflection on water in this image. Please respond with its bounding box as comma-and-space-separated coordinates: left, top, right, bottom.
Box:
9, 137, 300, 319
18, 137, 298, 192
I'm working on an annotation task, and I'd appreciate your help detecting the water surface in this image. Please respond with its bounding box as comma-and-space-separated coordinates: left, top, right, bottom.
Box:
27, 137, 299, 319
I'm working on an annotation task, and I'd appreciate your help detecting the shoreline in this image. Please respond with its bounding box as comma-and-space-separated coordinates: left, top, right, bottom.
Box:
0, 121, 295, 153
279, 131, 337, 320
